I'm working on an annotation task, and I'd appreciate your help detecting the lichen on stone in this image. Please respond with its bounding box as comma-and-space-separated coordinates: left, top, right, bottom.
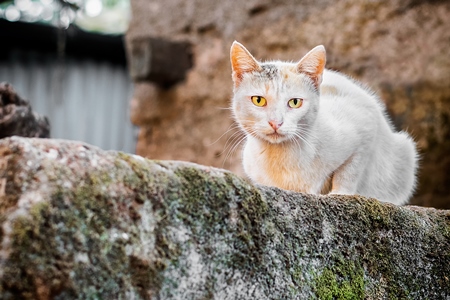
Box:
0, 137, 449, 299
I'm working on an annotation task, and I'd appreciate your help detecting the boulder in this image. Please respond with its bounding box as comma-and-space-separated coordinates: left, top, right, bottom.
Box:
0, 83, 50, 139
0, 137, 449, 299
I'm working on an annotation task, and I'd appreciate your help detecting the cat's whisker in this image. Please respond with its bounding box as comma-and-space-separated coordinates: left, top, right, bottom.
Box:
219, 124, 263, 167
222, 127, 263, 166
301, 131, 319, 147
299, 135, 315, 153
225, 131, 246, 151
295, 124, 318, 141
217, 136, 246, 169
220, 130, 245, 158
295, 129, 315, 143
290, 133, 303, 152
222, 126, 253, 153
289, 134, 302, 150
222, 133, 249, 168
208, 123, 242, 146
292, 132, 316, 153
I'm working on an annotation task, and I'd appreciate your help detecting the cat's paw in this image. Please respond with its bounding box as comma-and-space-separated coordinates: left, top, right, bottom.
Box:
329, 190, 354, 196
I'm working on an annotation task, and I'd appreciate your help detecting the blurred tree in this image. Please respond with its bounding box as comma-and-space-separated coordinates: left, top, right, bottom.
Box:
0, 0, 129, 33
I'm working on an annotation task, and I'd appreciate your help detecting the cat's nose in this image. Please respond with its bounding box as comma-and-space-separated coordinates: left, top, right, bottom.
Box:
268, 120, 283, 131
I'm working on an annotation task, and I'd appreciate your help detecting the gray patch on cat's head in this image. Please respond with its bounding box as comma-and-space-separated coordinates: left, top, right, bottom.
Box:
257, 64, 279, 80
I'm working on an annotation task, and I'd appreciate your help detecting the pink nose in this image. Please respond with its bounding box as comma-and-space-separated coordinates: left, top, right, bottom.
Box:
268, 120, 283, 130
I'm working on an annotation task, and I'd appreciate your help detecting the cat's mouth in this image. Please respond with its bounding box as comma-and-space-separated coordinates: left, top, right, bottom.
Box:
267, 132, 282, 137
265, 132, 286, 143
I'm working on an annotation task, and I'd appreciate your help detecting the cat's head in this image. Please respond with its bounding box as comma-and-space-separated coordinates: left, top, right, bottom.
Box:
230, 41, 326, 144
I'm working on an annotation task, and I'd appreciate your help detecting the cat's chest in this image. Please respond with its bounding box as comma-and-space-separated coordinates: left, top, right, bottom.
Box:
242, 139, 324, 193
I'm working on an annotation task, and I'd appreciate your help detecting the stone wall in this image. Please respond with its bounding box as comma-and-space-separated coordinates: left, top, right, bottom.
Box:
126, 0, 450, 208
0, 137, 449, 298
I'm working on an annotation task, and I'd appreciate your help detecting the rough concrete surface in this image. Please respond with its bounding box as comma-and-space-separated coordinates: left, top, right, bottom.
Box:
0, 137, 449, 299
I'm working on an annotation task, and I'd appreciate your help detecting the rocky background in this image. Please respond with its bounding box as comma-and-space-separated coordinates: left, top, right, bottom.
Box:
0, 83, 50, 139
0, 137, 449, 299
126, 0, 450, 208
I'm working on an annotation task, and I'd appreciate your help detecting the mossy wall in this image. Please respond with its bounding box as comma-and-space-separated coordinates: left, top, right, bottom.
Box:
0, 137, 449, 299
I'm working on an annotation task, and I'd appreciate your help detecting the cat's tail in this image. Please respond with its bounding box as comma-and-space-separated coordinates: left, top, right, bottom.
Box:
365, 130, 419, 205
394, 131, 419, 204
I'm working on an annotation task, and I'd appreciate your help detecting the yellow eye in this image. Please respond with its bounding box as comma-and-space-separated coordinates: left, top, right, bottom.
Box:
288, 98, 303, 108
251, 96, 267, 107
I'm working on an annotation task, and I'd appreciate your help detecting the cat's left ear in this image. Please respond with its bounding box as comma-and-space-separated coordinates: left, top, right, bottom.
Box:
230, 41, 261, 86
296, 45, 326, 89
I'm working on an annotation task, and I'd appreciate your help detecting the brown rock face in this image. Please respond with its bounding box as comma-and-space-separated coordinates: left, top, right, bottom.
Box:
126, 0, 450, 208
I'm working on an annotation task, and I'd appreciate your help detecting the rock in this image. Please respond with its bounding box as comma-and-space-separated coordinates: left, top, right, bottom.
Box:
125, 0, 450, 208
127, 37, 193, 87
0, 137, 449, 299
0, 83, 50, 139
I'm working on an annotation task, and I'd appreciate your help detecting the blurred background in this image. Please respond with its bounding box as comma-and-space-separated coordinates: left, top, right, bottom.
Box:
1, 0, 449, 208
0, 0, 135, 152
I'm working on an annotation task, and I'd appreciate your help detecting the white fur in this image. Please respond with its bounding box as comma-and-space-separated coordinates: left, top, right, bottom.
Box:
231, 45, 418, 205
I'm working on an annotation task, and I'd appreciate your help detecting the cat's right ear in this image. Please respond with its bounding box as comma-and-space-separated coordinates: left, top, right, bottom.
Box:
296, 45, 326, 89
230, 41, 261, 87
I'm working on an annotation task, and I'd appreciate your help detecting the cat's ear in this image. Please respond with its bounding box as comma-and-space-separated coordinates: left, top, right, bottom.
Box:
230, 41, 261, 86
296, 45, 326, 88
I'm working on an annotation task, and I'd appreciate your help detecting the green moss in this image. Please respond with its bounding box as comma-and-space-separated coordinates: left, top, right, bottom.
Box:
359, 199, 392, 229
314, 258, 365, 300
191, 169, 266, 251
159, 166, 272, 294
1, 155, 179, 299
3, 146, 450, 299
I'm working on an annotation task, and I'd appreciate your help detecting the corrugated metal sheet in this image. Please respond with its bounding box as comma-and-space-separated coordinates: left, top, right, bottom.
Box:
0, 50, 136, 153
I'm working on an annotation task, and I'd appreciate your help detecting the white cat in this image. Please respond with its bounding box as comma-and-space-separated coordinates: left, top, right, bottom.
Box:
230, 41, 418, 205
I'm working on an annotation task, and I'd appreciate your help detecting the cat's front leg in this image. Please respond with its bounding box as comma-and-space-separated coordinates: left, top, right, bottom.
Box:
329, 153, 368, 196
308, 177, 331, 195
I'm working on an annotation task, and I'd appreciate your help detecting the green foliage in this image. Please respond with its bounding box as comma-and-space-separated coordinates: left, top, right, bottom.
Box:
0, 1, 13, 10
103, 0, 123, 8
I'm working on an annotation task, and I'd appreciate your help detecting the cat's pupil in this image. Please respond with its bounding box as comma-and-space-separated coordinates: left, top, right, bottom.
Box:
293, 99, 298, 105
257, 97, 261, 103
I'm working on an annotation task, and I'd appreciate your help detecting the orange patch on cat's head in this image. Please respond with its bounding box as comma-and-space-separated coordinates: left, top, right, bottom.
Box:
280, 65, 297, 80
